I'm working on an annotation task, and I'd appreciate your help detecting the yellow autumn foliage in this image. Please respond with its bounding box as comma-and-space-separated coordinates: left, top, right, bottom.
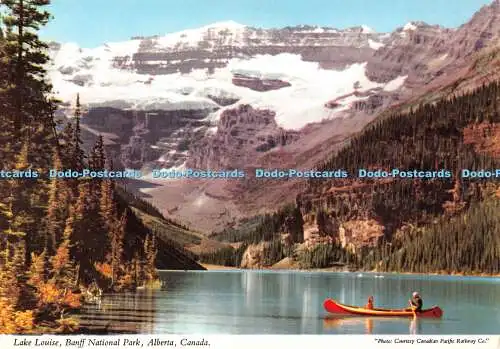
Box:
56, 318, 79, 333
38, 283, 60, 304
62, 290, 81, 309
94, 262, 113, 279
0, 298, 34, 334
50, 243, 71, 274
14, 311, 35, 331
37, 283, 81, 310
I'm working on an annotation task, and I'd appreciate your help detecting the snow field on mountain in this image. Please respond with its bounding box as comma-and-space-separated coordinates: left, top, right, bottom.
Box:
49, 42, 407, 130
368, 39, 385, 50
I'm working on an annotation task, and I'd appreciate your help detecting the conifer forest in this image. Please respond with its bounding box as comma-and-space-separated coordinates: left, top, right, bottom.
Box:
0, 0, 160, 333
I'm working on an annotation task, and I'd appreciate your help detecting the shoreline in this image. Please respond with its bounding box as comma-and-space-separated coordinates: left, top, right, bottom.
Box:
198, 264, 500, 278
200, 263, 240, 270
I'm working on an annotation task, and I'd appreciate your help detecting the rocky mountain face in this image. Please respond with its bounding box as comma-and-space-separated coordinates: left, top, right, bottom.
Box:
449, 0, 500, 59
119, 23, 385, 73
286, 2, 500, 251
232, 74, 291, 91
366, 22, 452, 83
77, 106, 214, 169
50, 21, 400, 174
49, 21, 396, 173
367, 0, 500, 87
49, 1, 500, 234
188, 104, 299, 169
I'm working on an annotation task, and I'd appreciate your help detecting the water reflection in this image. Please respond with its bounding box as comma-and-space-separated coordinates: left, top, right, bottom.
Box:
79, 290, 157, 333
323, 317, 374, 334
366, 318, 373, 334
79, 271, 500, 334
410, 317, 418, 335
279, 273, 290, 315
300, 286, 312, 333
323, 317, 408, 335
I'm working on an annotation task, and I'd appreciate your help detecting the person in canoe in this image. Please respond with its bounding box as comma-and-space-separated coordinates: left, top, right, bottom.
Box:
408, 291, 423, 312
365, 296, 374, 309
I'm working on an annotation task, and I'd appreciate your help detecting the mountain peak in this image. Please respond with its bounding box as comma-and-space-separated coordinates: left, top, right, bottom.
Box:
454, 0, 500, 32
473, 0, 500, 17
401, 21, 431, 31
403, 22, 417, 31
200, 20, 247, 30
361, 25, 376, 33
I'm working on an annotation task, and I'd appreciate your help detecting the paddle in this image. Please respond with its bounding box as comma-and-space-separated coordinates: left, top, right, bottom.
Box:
409, 300, 417, 319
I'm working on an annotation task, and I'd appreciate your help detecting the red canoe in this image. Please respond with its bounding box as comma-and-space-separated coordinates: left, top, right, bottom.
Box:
323, 298, 443, 318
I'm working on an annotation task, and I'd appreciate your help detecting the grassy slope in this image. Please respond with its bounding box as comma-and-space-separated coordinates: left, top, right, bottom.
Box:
132, 208, 204, 246
118, 189, 207, 270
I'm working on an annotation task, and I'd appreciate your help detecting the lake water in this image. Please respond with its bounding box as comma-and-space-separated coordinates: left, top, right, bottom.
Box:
79, 270, 500, 334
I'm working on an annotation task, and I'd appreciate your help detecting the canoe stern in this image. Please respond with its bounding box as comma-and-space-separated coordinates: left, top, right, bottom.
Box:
420, 306, 443, 318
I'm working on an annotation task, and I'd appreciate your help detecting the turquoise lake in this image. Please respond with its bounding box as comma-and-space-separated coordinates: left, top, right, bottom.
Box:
79, 270, 500, 334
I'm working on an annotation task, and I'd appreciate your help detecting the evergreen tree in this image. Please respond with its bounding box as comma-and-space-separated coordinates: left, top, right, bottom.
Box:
59, 120, 74, 167
0, 240, 35, 333
110, 211, 125, 288
99, 179, 116, 230
2, 0, 57, 159
50, 221, 77, 289
143, 233, 158, 282
0, 24, 16, 166
27, 249, 47, 290
71, 94, 85, 172
0, 241, 26, 307
88, 135, 106, 211
0, 0, 166, 333
45, 151, 71, 253
69, 180, 94, 284
89, 135, 105, 171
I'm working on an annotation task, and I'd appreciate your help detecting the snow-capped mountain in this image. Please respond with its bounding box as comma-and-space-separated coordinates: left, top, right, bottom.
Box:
46, 4, 500, 232
48, 20, 406, 172
49, 21, 395, 130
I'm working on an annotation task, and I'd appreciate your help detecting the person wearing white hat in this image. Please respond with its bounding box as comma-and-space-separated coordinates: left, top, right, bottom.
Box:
408, 291, 423, 313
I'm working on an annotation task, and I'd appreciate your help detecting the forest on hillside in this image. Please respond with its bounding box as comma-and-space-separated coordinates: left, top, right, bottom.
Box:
0, 1, 173, 333
207, 81, 500, 274
299, 81, 500, 275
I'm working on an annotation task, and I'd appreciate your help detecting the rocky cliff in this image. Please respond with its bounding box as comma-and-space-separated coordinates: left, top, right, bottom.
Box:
366, 22, 452, 83
367, 1, 500, 88
122, 24, 386, 75
78, 106, 215, 169
188, 104, 299, 169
